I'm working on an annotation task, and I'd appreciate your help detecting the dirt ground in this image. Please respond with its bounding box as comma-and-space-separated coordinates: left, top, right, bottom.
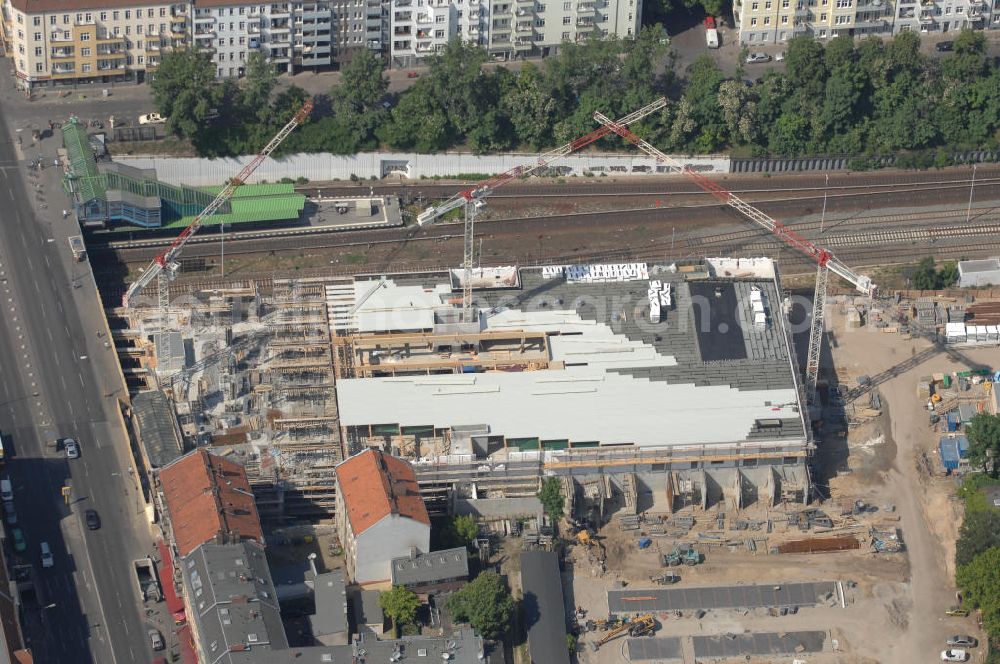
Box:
565, 306, 995, 664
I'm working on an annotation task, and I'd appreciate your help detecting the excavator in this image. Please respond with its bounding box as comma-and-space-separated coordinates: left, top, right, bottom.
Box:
591, 614, 656, 651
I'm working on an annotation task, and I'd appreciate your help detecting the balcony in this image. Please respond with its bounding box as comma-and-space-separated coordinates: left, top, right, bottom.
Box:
366, 17, 382, 27
515, 8, 533, 15
51, 65, 76, 75
853, 17, 886, 26
171, 23, 186, 34
50, 32, 73, 42
194, 14, 214, 23
194, 28, 215, 37
469, 25, 480, 34
491, 30, 511, 40
516, 0, 535, 6
576, 16, 595, 26
248, 23, 261, 33
97, 45, 124, 55
270, 5, 291, 17
394, 27, 412, 35
395, 11, 413, 20
514, 39, 533, 49
269, 21, 291, 31
416, 41, 433, 51
898, 7, 916, 16
416, 12, 434, 22
51, 48, 74, 58
576, 2, 596, 13
171, 13, 186, 23
492, 5, 512, 14
515, 21, 534, 31
96, 60, 125, 72
145, 42, 161, 52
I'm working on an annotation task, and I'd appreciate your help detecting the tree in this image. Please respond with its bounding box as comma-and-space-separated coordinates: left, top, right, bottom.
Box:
538, 477, 564, 520
911, 256, 940, 290
242, 51, 278, 123
957, 510, 1000, 567
151, 50, 221, 138
939, 261, 960, 288
379, 585, 421, 635
500, 64, 556, 149
452, 514, 479, 545
956, 546, 1000, 639
445, 571, 515, 639
967, 413, 1000, 476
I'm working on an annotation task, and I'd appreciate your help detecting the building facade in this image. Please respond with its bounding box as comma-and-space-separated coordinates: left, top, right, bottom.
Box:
333, 449, 431, 585
1, 0, 189, 90
389, 0, 642, 67
734, 0, 999, 45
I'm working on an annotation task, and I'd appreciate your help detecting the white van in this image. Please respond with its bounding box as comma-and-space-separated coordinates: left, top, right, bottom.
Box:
40, 542, 53, 568
0, 479, 12, 502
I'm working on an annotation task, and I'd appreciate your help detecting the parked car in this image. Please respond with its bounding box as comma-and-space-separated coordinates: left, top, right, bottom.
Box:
775, 51, 785, 61
64, 439, 80, 459
149, 629, 164, 651
406, 71, 420, 79
745, 52, 772, 64
936, 41, 954, 52
941, 650, 968, 662
10, 528, 25, 553
704, 16, 719, 49
945, 606, 970, 617
40, 541, 53, 568
946, 636, 977, 648
4, 502, 17, 526
138, 113, 166, 125
85, 509, 101, 531
1, 478, 12, 502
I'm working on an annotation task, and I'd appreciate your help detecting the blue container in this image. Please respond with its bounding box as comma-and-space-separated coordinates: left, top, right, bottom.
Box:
638, 538, 652, 549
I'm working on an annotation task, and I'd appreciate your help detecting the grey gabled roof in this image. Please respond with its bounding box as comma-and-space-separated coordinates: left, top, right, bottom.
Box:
182, 541, 288, 664
520, 551, 570, 664
390, 547, 469, 587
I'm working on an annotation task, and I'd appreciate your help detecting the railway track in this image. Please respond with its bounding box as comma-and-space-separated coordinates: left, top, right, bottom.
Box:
93, 175, 1000, 254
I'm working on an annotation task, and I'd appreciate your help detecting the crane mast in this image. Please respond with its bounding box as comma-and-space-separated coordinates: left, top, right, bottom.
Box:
416, 97, 668, 316
592, 110, 876, 407
122, 99, 315, 310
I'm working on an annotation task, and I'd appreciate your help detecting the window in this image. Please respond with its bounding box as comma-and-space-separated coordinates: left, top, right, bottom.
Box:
138, 55, 144, 63
100, 12, 107, 20
76, 13, 82, 23
114, 26, 121, 35
113, 11, 120, 20
63, 30, 70, 39
537, 3, 546, 9
435, 28, 445, 36
125, 10, 131, 19
16, 44, 23, 54
81, 63, 91, 72
782, 0, 789, 6
15, 14, 21, 24
85, 12, 92, 21
50, 16, 56, 24
751, 16, 758, 23
765, 1, 771, 8
137, 25, 143, 34
764, 15, 770, 22
956, 5, 963, 11
34, 46, 42, 56
125, 26, 131, 34
160, 7, 167, 16
16, 29, 22, 39
80, 32, 91, 40
148, 8, 154, 17
781, 14, 788, 22
436, 14, 445, 20
239, 36, 246, 43
32, 16, 40, 26
36, 63, 44, 72
218, 38, 224, 45
62, 14, 69, 23
835, 13, 849, 21
563, 15, 571, 22
81, 46, 91, 55
33, 32, 41, 41
820, 12, 827, 19
562, 30, 570, 38
149, 24, 155, 33
564, 1, 571, 7
751, 2, 758, 9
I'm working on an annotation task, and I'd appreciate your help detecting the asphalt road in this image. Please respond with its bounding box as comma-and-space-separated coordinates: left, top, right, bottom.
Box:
0, 94, 154, 662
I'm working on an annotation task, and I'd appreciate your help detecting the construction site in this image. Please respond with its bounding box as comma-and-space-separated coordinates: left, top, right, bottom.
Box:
94, 96, 1000, 663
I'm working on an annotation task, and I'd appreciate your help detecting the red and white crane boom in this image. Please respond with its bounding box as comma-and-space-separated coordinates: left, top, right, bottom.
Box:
593, 110, 875, 407
416, 97, 668, 227
122, 99, 315, 309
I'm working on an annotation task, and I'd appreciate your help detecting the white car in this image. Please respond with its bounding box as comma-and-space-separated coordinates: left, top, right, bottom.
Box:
138, 113, 166, 125
40, 541, 53, 568
941, 650, 968, 662
64, 438, 80, 459
775, 51, 785, 61
745, 52, 772, 64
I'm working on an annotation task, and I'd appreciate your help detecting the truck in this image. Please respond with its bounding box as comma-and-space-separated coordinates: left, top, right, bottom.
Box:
133, 557, 162, 602
68, 235, 86, 262
705, 16, 719, 48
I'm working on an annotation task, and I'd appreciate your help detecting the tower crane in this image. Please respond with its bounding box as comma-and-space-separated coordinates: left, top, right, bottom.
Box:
121, 99, 315, 310
592, 110, 876, 408
416, 97, 669, 316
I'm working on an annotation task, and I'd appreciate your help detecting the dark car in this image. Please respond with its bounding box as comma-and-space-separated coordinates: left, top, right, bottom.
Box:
936, 41, 954, 52
85, 509, 100, 530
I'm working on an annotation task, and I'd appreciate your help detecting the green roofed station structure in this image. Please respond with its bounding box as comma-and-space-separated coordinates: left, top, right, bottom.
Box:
60, 117, 305, 231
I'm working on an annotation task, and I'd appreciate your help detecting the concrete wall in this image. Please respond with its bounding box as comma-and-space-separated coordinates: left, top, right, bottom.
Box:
354, 514, 430, 585
115, 152, 731, 186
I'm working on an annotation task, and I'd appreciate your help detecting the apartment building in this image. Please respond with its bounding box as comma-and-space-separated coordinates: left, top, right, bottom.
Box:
734, 0, 999, 44
389, 0, 641, 67
1, 0, 189, 90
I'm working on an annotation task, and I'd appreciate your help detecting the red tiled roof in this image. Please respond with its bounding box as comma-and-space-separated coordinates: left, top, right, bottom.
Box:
159, 449, 263, 558
156, 540, 185, 620
335, 450, 429, 536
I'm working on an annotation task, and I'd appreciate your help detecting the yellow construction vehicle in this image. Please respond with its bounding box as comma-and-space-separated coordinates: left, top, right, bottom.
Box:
591, 615, 656, 650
